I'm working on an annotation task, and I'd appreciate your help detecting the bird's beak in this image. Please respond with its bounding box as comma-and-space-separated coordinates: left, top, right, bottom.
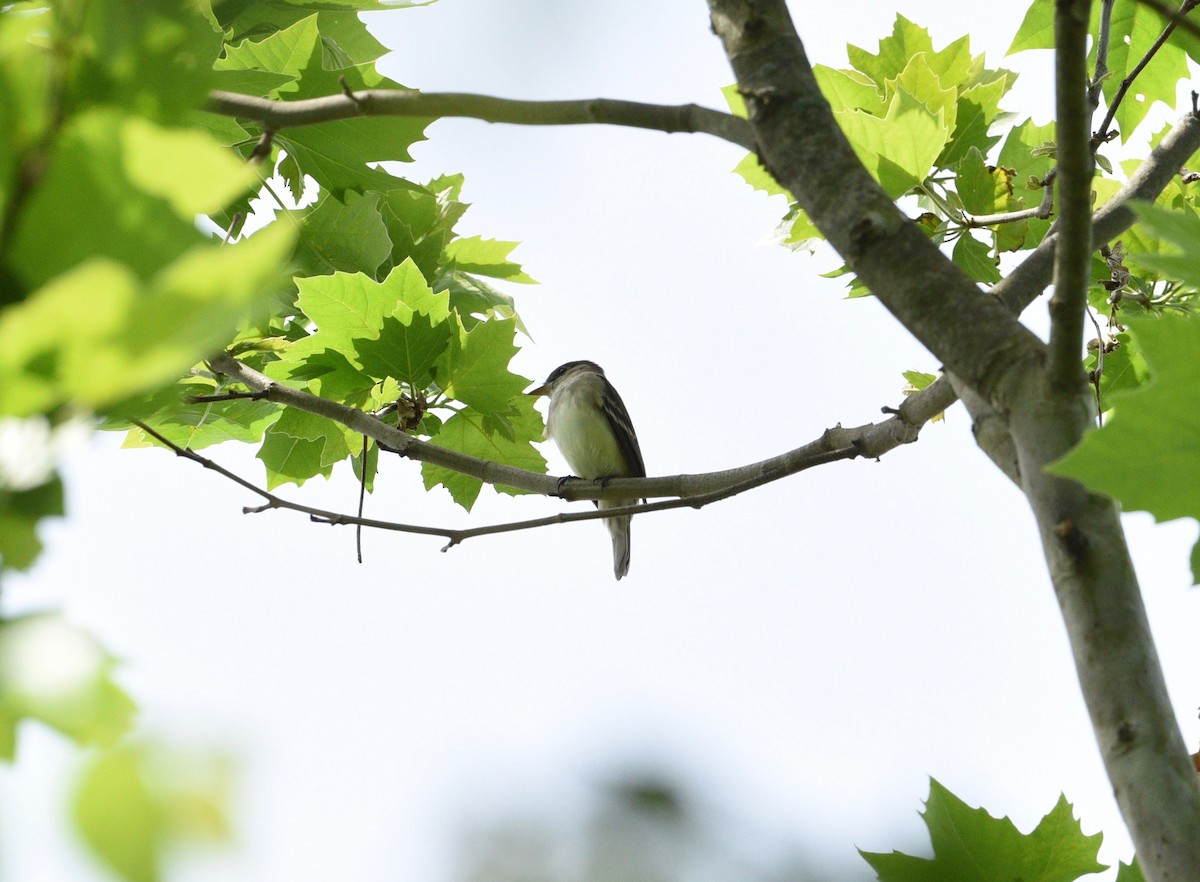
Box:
526, 383, 549, 397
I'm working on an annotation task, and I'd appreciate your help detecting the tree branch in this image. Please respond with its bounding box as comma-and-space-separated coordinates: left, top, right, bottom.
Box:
706, 0, 1044, 413
993, 109, 1200, 318
705, 4, 1200, 880
205, 89, 757, 151
1047, 0, 1095, 396
205, 351, 949, 506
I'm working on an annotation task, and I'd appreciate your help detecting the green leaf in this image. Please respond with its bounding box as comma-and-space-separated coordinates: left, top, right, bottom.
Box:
890, 53, 957, 135
1101, 1, 1190, 141
435, 317, 530, 416
952, 233, 1001, 283
214, 3, 406, 66
216, 14, 320, 85
859, 779, 1105, 882
1007, 0, 1055, 54
437, 273, 526, 333
835, 85, 949, 198
0, 223, 294, 416
109, 377, 283, 450
956, 147, 996, 215
444, 236, 535, 283
74, 743, 234, 882
1115, 860, 1146, 882
294, 190, 394, 278
0, 613, 137, 760
68, 0, 222, 124
940, 70, 1015, 166
353, 313, 453, 390
1008, 1, 1190, 140
1127, 202, 1200, 287
6, 109, 256, 291
814, 65, 885, 115
902, 370, 937, 391
0, 473, 64, 572
272, 26, 430, 196
1050, 315, 1200, 580
998, 118, 1056, 186
257, 408, 343, 487
854, 14, 955, 86
421, 397, 546, 510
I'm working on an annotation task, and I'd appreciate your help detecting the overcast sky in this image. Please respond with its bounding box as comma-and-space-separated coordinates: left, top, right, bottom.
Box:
4, 2, 1199, 881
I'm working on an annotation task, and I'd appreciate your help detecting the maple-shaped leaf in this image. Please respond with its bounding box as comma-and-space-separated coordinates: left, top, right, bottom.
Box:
353, 312, 453, 390
421, 397, 546, 510
270, 260, 450, 396
860, 780, 1105, 882
848, 15, 973, 87
444, 236, 536, 283
435, 317, 530, 417
834, 85, 949, 198
257, 408, 345, 488
1050, 314, 1200, 582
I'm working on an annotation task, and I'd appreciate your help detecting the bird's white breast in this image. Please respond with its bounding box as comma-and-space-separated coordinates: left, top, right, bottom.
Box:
546, 382, 627, 479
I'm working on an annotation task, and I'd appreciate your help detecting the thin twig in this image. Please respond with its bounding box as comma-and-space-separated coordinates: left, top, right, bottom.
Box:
188, 390, 271, 403
1134, 0, 1200, 40
206, 89, 757, 151
132, 417, 858, 551
356, 435, 367, 563
1089, 0, 1117, 111
1094, 0, 1200, 145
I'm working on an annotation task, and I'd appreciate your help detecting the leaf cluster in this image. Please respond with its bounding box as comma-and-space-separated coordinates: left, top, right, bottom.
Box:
0, 0, 547, 575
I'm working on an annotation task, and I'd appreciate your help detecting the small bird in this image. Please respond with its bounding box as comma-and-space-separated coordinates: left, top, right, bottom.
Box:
528, 360, 646, 579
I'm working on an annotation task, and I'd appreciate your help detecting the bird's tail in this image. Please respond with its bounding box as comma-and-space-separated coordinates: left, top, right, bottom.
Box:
602, 504, 631, 580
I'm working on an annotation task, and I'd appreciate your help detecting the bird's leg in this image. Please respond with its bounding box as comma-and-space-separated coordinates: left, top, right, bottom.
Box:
555, 474, 580, 498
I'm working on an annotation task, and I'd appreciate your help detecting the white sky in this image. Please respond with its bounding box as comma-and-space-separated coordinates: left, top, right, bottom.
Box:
4, 1, 1199, 880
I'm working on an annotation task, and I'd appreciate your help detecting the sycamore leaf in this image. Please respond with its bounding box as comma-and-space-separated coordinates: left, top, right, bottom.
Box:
421, 397, 546, 510
952, 233, 1001, 283
1050, 315, 1200, 581
257, 408, 345, 488
890, 53, 958, 135
74, 743, 234, 882
1008, 0, 1189, 141
6, 109, 255, 291
273, 23, 429, 196
293, 190, 394, 278
444, 236, 535, 283
0, 613, 136, 760
848, 15, 973, 87
353, 313, 453, 390
835, 85, 949, 198
859, 779, 1104, 882
0, 223, 294, 416
435, 317, 531, 417
732, 152, 791, 199
1126, 202, 1200, 287
215, 14, 320, 86
1085, 331, 1150, 403
814, 65, 885, 115
0, 474, 64, 573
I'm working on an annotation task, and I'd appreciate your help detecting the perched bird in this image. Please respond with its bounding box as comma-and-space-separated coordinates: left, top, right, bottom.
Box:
528, 361, 646, 579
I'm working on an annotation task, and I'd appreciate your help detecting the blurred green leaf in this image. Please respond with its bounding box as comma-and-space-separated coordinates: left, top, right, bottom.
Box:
74, 743, 234, 882
0, 614, 136, 759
